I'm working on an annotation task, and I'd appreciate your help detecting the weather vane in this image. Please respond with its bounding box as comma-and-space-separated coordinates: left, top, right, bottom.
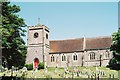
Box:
38, 18, 40, 25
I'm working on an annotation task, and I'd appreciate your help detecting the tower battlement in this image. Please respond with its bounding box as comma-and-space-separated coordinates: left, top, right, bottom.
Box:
28, 24, 49, 31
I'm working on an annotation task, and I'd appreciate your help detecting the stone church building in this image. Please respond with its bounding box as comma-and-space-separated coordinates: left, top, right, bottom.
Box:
26, 24, 113, 68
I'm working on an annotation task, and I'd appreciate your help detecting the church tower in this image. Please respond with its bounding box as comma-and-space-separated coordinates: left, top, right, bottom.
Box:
26, 24, 49, 68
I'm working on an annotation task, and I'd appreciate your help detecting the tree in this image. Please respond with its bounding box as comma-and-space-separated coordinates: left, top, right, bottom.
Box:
108, 28, 120, 70
1, 2, 27, 69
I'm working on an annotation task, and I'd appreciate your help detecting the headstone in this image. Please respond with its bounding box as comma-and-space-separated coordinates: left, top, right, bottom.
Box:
109, 74, 111, 78
22, 67, 27, 73
22, 67, 27, 77
97, 74, 99, 80
44, 67, 48, 77
77, 71, 80, 77
96, 67, 99, 72
3, 73, 5, 76
73, 66, 76, 72
112, 74, 114, 78
5, 68, 8, 71
91, 75, 93, 79
99, 71, 101, 75
64, 67, 68, 72
72, 72, 74, 79
85, 71, 88, 75
12, 66, 14, 72
54, 67, 57, 74
88, 75, 90, 78
30, 70, 34, 77
95, 73, 97, 79
102, 71, 104, 76
45, 67, 48, 73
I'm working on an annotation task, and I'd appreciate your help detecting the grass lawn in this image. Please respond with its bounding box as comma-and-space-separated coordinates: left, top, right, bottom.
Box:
1, 66, 119, 79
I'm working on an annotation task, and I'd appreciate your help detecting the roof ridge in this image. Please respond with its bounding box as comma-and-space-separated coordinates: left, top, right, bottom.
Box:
50, 36, 111, 41
50, 37, 84, 41
86, 36, 111, 39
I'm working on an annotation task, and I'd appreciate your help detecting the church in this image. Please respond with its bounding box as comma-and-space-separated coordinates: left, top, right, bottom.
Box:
26, 24, 113, 68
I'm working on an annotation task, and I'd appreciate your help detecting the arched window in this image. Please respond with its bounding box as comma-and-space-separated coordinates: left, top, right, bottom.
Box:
51, 55, 55, 62
62, 54, 66, 61
62, 56, 64, 61
90, 52, 95, 60
73, 53, 77, 61
108, 52, 110, 58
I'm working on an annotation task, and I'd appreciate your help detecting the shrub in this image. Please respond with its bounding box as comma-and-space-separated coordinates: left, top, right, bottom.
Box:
108, 58, 120, 70
38, 62, 44, 70
18, 66, 23, 69
25, 62, 44, 70
25, 63, 33, 70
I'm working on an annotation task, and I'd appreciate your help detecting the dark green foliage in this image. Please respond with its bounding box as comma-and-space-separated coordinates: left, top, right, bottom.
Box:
25, 62, 44, 70
38, 62, 44, 70
108, 28, 120, 70
1, 2, 27, 69
25, 64, 33, 70
108, 58, 120, 70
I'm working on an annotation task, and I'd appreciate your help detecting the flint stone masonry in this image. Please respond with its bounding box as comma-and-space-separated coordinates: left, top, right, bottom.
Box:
26, 24, 113, 68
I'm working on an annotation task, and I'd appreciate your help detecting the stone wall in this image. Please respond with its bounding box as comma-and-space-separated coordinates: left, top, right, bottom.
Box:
47, 49, 112, 67
26, 25, 50, 65
84, 49, 112, 66
26, 46, 43, 64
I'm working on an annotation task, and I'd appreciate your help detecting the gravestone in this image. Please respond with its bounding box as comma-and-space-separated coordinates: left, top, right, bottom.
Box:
88, 75, 90, 78
22, 67, 27, 73
73, 66, 76, 72
85, 71, 88, 75
94, 73, 97, 79
45, 67, 48, 74
54, 67, 57, 74
22, 67, 27, 77
11, 66, 15, 76
97, 74, 99, 80
64, 67, 68, 72
112, 74, 114, 78
30, 70, 34, 78
109, 74, 111, 78
96, 67, 99, 72
71, 72, 74, 79
12, 66, 14, 72
77, 70, 80, 77
91, 75, 93, 80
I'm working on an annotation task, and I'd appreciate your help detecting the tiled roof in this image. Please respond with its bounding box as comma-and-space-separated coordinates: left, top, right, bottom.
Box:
85, 36, 112, 50
50, 36, 112, 53
50, 38, 84, 53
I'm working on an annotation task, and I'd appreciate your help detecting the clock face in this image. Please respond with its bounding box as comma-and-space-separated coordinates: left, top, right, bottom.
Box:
34, 32, 39, 38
